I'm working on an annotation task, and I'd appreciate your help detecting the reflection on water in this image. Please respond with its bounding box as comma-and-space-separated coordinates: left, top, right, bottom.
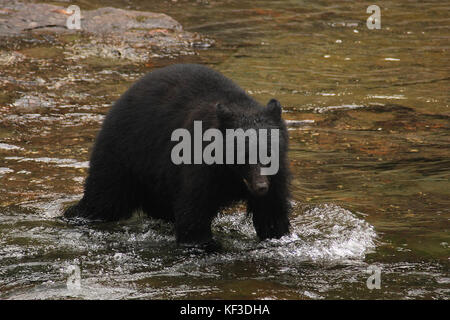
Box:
1, 0, 449, 299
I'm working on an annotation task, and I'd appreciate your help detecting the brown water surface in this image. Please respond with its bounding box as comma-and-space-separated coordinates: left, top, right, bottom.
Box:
0, 0, 449, 299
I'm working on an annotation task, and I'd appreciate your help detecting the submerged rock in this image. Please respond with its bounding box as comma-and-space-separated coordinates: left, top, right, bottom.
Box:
11, 94, 55, 112
0, 51, 25, 65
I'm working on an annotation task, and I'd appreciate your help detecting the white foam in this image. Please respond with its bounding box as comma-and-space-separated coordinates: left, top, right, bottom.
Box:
213, 203, 377, 262
0, 143, 24, 151
368, 94, 406, 100
0, 167, 14, 175
314, 104, 365, 113
5, 156, 89, 168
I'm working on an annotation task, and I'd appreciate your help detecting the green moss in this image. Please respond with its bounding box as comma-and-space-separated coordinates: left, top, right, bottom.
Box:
135, 15, 148, 23
58, 33, 84, 43
81, 56, 131, 68
21, 46, 64, 59
0, 91, 20, 106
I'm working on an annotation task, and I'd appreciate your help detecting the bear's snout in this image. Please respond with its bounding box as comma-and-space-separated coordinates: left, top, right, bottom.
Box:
253, 181, 269, 196
244, 175, 269, 197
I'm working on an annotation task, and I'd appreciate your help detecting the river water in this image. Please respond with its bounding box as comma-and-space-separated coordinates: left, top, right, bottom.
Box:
0, 0, 449, 299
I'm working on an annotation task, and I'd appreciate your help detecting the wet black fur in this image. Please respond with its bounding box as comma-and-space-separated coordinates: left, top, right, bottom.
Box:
64, 64, 291, 247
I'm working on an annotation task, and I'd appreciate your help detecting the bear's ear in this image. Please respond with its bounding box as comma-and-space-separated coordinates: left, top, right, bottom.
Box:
216, 103, 233, 122
266, 99, 282, 121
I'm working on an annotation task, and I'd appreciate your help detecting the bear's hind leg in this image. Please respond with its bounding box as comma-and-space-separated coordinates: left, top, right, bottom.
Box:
141, 193, 175, 222
173, 191, 222, 251
64, 170, 138, 221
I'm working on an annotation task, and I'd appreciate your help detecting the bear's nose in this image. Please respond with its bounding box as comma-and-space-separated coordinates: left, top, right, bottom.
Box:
254, 181, 269, 196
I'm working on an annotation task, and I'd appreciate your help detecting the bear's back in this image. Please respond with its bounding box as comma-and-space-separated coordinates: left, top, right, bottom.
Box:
144, 64, 239, 92
123, 64, 247, 108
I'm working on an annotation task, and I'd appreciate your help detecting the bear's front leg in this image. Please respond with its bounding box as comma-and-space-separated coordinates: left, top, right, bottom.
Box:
173, 191, 222, 252
248, 186, 291, 241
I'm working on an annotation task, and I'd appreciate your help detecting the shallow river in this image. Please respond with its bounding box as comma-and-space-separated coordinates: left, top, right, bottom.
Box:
0, 0, 449, 299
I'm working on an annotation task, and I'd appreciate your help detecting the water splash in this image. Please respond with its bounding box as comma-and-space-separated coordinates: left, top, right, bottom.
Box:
213, 203, 377, 262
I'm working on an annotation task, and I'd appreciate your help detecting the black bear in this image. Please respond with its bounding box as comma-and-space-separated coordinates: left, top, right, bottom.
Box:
64, 64, 291, 250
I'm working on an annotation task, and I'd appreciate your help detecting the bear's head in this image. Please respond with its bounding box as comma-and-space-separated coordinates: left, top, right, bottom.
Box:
216, 98, 287, 197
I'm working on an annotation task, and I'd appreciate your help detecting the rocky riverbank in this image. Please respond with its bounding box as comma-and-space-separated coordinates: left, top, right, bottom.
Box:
0, 0, 213, 62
